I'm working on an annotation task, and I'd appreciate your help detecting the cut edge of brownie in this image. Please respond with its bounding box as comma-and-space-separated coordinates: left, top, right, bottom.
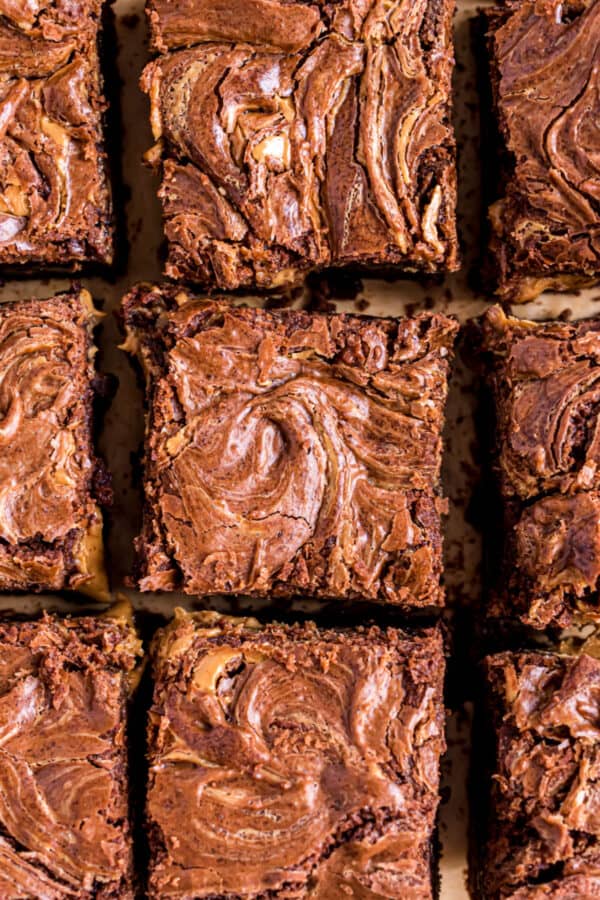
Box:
145, 608, 447, 899
120, 282, 458, 606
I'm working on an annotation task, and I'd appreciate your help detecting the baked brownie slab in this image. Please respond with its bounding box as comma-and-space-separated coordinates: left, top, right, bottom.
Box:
0, 604, 142, 899
122, 284, 458, 605
484, 0, 600, 302
146, 609, 446, 899
476, 650, 600, 899
0, 0, 113, 268
475, 305, 600, 629
141, 0, 459, 290
0, 289, 110, 599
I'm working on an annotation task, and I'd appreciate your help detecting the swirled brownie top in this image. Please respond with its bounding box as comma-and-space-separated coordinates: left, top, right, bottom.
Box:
477, 651, 600, 899
122, 283, 458, 605
484, 0, 600, 302
141, 0, 459, 290
0, 607, 142, 899
0, 289, 110, 599
475, 306, 600, 629
146, 609, 446, 899
0, 0, 113, 269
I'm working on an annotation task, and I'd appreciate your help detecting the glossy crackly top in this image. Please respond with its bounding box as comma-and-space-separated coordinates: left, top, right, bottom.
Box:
486, 0, 600, 302
481, 651, 600, 899
122, 285, 457, 605
146, 610, 446, 899
142, 0, 459, 289
0, 611, 141, 899
0, 290, 109, 597
477, 306, 600, 628
0, 0, 113, 266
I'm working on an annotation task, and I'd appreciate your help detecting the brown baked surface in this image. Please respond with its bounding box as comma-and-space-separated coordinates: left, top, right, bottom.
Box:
484, 0, 600, 302
0, 608, 142, 899
122, 283, 457, 605
0, 289, 110, 599
141, 0, 459, 289
476, 305, 600, 628
145, 609, 446, 899
479, 651, 600, 899
0, 0, 113, 268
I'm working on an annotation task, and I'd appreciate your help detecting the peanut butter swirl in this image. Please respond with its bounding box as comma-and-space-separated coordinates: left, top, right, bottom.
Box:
481, 652, 600, 898
142, 0, 459, 289
476, 307, 600, 628
0, 0, 113, 267
0, 290, 109, 598
485, 0, 600, 302
122, 285, 457, 605
146, 610, 446, 899
0, 611, 141, 899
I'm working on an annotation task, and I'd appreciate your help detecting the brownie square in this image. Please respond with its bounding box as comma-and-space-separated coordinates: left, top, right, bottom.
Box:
0, 0, 113, 269
476, 650, 600, 899
121, 284, 458, 606
146, 609, 446, 899
483, 0, 600, 302
0, 606, 141, 899
0, 289, 110, 598
141, 0, 459, 290
475, 305, 600, 629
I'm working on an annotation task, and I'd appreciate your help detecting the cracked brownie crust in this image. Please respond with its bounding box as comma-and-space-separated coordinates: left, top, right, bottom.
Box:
0, 608, 142, 899
0, 289, 110, 599
476, 305, 600, 629
142, 0, 459, 290
484, 0, 600, 302
146, 609, 446, 899
0, 0, 114, 268
478, 651, 600, 899
121, 283, 457, 606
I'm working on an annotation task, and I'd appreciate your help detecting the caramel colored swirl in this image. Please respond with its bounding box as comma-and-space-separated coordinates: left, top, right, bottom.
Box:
483, 652, 600, 899
142, 0, 458, 289
123, 286, 457, 606
147, 611, 445, 899
0, 291, 108, 596
0, 613, 140, 899
0, 0, 112, 266
480, 306, 600, 500
475, 307, 600, 628
486, 0, 600, 301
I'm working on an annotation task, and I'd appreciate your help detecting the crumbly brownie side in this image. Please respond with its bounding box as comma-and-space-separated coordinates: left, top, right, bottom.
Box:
0, 606, 142, 899
145, 609, 446, 899
474, 305, 600, 628
483, 0, 600, 302
476, 651, 600, 899
0, 289, 111, 598
0, 0, 113, 268
141, 0, 459, 289
121, 283, 458, 606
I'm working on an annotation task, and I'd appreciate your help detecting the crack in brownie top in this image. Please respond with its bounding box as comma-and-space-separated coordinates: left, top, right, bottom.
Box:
122, 284, 458, 604
146, 610, 445, 898
0, 0, 113, 266
482, 651, 600, 899
0, 611, 141, 899
485, 0, 600, 302
142, 0, 459, 289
